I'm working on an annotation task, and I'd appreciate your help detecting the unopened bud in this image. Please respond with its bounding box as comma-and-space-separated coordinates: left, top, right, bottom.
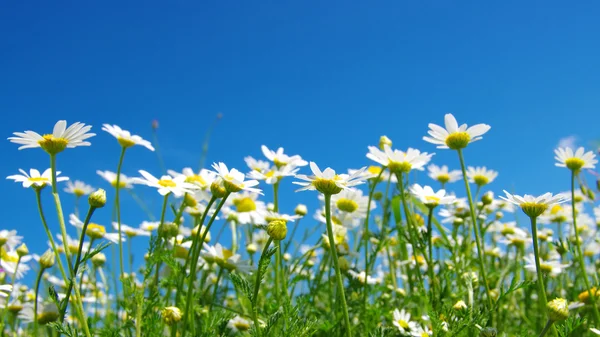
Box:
267, 220, 287, 241
17, 243, 29, 257
184, 193, 197, 207
482, 191, 494, 205
246, 243, 258, 254
295, 204, 308, 216
379, 135, 392, 150
162, 306, 182, 325
453, 300, 467, 310
88, 189, 107, 208
547, 298, 569, 322
372, 191, 383, 201
158, 222, 179, 239
40, 250, 55, 269
210, 180, 227, 198
92, 252, 106, 267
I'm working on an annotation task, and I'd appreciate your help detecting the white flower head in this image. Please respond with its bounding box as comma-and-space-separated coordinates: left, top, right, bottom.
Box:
261, 145, 307, 168
466, 166, 498, 186
423, 113, 491, 150
410, 184, 455, 208
211, 162, 262, 194
500, 190, 569, 218
554, 147, 597, 171
6, 169, 68, 189
293, 162, 367, 195
63, 180, 94, 197
97, 170, 133, 189
167, 168, 216, 190
132, 170, 197, 197
9, 120, 95, 154
102, 124, 154, 151
0, 230, 23, 250
427, 164, 462, 184
367, 145, 433, 174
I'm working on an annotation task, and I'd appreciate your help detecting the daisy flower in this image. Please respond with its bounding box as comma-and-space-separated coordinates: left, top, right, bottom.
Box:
201, 243, 251, 273
261, 145, 307, 168
500, 191, 569, 218
410, 325, 433, 337
0, 230, 23, 250
102, 124, 154, 151
348, 270, 379, 285
140, 221, 160, 233
0, 284, 13, 298
392, 309, 417, 334
366, 145, 433, 174
244, 156, 271, 172
0, 249, 32, 279
410, 184, 456, 208
330, 188, 375, 219
8, 120, 95, 154
132, 170, 197, 197
63, 180, 94, 197
211, 162, 262, 194
524, 254, 569, 277
6, 168, 68, 189
422, 113, 491, 150
247, 164, 299, 185
466, 166, 498, 186
167, 168, 216, 190
427, 164, 462, 184
69, 214, 124, 243
554, 147, 597, 171
18, 301, 59, 324
222, 192, 267, 225
97, 170, 133, 189
227, 315, 252, 333
293, 162, 367, 195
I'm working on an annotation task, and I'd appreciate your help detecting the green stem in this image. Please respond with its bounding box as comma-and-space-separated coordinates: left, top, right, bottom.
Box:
530, 217, 549, 306
427, 206, 436, 307
457, 149, 493, 310
0, 258, 20, 333
115, 147, 127, 280
324, 194, 352, 337
570, 171, 600, 325
33, 267, 45, 336
538, 320, 554, 337
252, 237, 274, 337
209, 268, 224, 311
153, 194, 170, 289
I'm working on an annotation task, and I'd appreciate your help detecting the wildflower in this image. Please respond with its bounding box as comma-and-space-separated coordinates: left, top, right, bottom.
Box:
260, 145, 307, 168
161, 306, 182, 325
410, 184, 456, 208
501, 191, 569, 218
97, 170, 133, 189
453, 300, 467, 310
422, 113, 491, 150
8, 120, 95, 154
88, 188, 106, 208
0, 285, 13, 298
523, 254, 569, 277
63, 180, 94, 197
348, 270, 379, 285
467, 166, 498, 186
223, 192, 266, 224
0, 248, 32, 279
379, 135, 392, 149
392, 309, 416, 334
294, 162, 367, 195
331, 188, 374, 218
367, 145, 433, 174
211, 162, 262, 194
18, 301, 59, 324
267, 220, 288, 241
410, 325, 433, 337
167, 168, 216, 190
6, 168, 68, 189
227, 315, 252, 333
102, 124, 154, 150
132, 170, 197, 197
554, 147, 597, 171
427, 164, 462, 184
39, 250, 55, 269
547, 298, 569, 322
295, 204, 308, 216
202, 244, 251, 273
0, 230, 23, 250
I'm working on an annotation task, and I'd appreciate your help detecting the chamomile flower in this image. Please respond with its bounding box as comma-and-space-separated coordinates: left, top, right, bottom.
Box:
8, 120, 95, 154
427, 164, 462, 184
132, 170, 197, 197
410, 184, 456, 208
392, 309, 417, 334
0, 284, 12, 298
6, 168, 68, 189
244, 156, 271, 172
367, 145, 433, 174
63, 180, 94, 197
0, 230, 23, 250
202, 243, 251, 273
211, 162, 262, 194
97, 170, 133, 189
501, 191, 569, 218
410, 325, 433, 337
330, 188, 374, 218
167, 168, 216, 190
0, 249, 32, 279
102, 124, 154, 151
69, 214, 123, 243
422, 113, 491, 150
524, 254, 569, 277
466, 166, 498, 186
18, 301, 59, 324
261, 145, 307, 168
554, 147, 597, 171
140, 221, 160, 233
294, 162, 367, 195
247, 164, 299, 185
348, 270, 379, 285
223, 192, 267, 225
227, 315, 252, 333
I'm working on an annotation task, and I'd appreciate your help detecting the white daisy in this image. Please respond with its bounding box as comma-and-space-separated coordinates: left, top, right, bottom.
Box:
392, 308, 417, 334
63, 180, 94, 197
223, 192, 267, 225
410, 325, 433, 337
140, 221, 160, 233
427, 164, 462, 184
410, 184, 456, 208
500, 191, 569, 218
211, 162, 262, 194
167, 168, 217, 190
0, 284, 13, 298
102, 124, 154, 151
0, 249, 32, 279
244, 156, 271, 172
18, 301, 59, 324
523, 254, 569, 277
8, 120, 95, 154
330, 188, 374, 219
227, 315, 252, 333
6, 168, 68, 189
68, 214, 123, 243
466, 166, 498, 186
348, 270, 379, 285
554, 147, 597, 171
97, 170, 133, 189
293, 162, 367, 195
0, 230, 22, 250
423, 113, 491, 150
247, 164, 299, 185
132, 170, 197, 197
366, 145, 433, 174
261, 145, 307, 168
201, 243, 251, 273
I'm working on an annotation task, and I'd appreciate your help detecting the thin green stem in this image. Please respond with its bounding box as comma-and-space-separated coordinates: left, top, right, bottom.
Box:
457, 148, 493, 310
33, 267, 45, 336
115, 147, 127, 280
153, 194, 170, 289
530, 217, 549, 305
209, 267, 224, 311
427, 206, 436, 306
538, 320, 554, 337
252, 237, 274, 337
324, 194, 352, 337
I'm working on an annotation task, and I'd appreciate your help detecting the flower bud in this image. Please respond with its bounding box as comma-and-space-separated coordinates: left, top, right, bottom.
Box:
267, 220, 287, 241
158, 222, 179, 239
246, 243, 258, 254
88, 189, 107, 208
210, 180, 227, 198
92, 252, 106, 267
184, 193, 197, 207
338, 257, 350, 272
481, 191, 494, 205
17, 243, 29, 257
295, 204, 308, 216
547, 298, 569, 322
39, 250, 55, 269
283, 252, 291, 261
453, 300, 467, 310
372, 191, 383, 201
162, 306, 182, 326
379, 135, 392, 150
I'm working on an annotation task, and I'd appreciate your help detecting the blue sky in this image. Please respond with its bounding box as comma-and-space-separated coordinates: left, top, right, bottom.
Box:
1, 1, 600, 275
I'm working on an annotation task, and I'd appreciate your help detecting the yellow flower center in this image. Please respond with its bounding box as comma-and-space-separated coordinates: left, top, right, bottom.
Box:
185, 174, 207, 187
86, 223, 106, 239
424, 195, 440, 206
38, 134, 68, 154
233, 320, 251, 331
436, 173, 450, 184
473, 174, 489, 186
110, 179, 127, 189
174, 245, 189, 259
313, 177, 343, 195
445, 132, 471, 150
73, 188, 86, 197
233, 197, 257, 213
397, 319, 409, 329
501, 224, 515, 235
388, 161, 412, 174
117, 137, 136, 148
368, 166, 382, 175
273, 158, 286, 168
336, 198, 359, 213
550, 205, 563, 214
38, 309, 60, 324
520, 202, 548, 218
1, 249, 19, 263
158, 179, 177, 188
540, 263, 553, 273
331, 215, 343, 226
510, 237, 525, 247
565, 157, 585, 171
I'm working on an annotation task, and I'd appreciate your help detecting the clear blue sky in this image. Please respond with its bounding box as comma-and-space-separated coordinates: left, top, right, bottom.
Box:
1, 1, 600, 274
